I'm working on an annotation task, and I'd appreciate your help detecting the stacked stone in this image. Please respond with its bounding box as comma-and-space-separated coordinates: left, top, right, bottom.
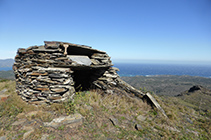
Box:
92, 67, 120, 91
13, 41, 145, 105
90, 53, 112, 66
13, 43, 75, 104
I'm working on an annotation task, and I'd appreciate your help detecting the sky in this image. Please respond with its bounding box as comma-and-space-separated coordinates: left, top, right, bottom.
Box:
0, 0, 211, 64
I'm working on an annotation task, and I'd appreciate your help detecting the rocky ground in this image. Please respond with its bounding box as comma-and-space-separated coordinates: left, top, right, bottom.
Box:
0, 80, 210, 140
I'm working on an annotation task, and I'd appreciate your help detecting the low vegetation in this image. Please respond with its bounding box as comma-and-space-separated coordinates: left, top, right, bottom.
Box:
122, 75, 211, 96
0, 80, 210, 139
0, 70, 14, 80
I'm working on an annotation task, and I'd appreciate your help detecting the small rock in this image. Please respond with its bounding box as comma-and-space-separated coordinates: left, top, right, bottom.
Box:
0, 94, 10, 102
137, 115, 146, 122
186, 118, 193, 124
23, 129, 34, 140
50, 87, 67, 93
135, 124, 143, 130
44, 113, 83, 129
40, 134, 49, 140
12, 119, 27, 126
167, 126, 180, 132
18, 48, 26, 54
0, 136, 6, 140
0, 89, 7, 94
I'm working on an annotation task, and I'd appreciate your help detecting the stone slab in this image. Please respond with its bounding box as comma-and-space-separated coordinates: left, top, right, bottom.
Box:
44, 113, 83, 129
67, 55, 92, 66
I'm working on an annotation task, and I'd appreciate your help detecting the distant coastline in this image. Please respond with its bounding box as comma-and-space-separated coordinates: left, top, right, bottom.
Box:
0, 62, 211, 79
114, 63, 211, 78
0, 67, 13, 71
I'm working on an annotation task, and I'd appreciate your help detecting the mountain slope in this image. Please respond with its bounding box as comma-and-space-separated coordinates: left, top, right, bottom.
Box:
177, 85, 211, 112
0, 59, 14, 68
121, 75, 211, 96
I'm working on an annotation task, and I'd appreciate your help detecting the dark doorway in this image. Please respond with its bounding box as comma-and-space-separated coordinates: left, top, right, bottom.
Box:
72, 69, 95, 91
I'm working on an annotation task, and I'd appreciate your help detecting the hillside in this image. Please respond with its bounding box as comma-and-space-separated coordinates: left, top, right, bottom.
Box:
0, 59, 14, 68
176, 85, 211, 112
0, 80, 210, 139
0, 70, 14, 80
121, 75, 211, 96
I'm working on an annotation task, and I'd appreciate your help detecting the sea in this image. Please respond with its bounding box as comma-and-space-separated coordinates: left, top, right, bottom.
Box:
113, 63, 211, 78
0, 63, 211, 78
0, 67, 12, 71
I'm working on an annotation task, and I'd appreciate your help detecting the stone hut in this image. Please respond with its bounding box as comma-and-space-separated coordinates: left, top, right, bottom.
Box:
13, 41, 163, 109
13, 41, 144, 104
13, 41, 167, 117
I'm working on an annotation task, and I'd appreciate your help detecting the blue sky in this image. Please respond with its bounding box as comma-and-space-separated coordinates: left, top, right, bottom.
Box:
0, 0, 211, 64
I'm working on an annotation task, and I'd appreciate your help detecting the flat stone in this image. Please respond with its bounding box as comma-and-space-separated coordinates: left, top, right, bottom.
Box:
23, 129, 34, 140
49, 73, 68, 78
98, 77, 108, 81
29, 100, 49, 105
37, 78, 58, 84
32, 59, 55, 63
52, 97, 67, 103
135, 124, 143, 130
50, 87, 67, 93
103, 73, 118, 78
48, 96, 62, 100
101, 59, 110, 63
18, 48, 26, 54
44, 113, 83, 129
36, 87, 49, 91
12, 119, 27, 126
26, 50, 35, 55
110, 67, 120, 71
50, 85, 72, 89
0, 136, 6, 140
44, 41, 60, 49
30, 72, 48, 76
63, 79, 73, 85
186, 118, 193, 124
145, 93, 168, 118
0, 94, 10, 102
18, 68, 32, 73
67, 55, 92, 66
90, 59, 100, 65
0, 89, 7, 94
33, 48, 60, 53
55, 57, 68, 60
137, 115, 146, 121
167, 126, 180, 132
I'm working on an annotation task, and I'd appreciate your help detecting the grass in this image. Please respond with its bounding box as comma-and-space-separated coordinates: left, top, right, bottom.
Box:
0, 80, 210, 139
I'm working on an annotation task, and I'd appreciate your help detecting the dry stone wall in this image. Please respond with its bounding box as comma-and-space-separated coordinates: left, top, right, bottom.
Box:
13, 41, 167, 118
13, 46, 75, 104
13, 41, 117, 104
